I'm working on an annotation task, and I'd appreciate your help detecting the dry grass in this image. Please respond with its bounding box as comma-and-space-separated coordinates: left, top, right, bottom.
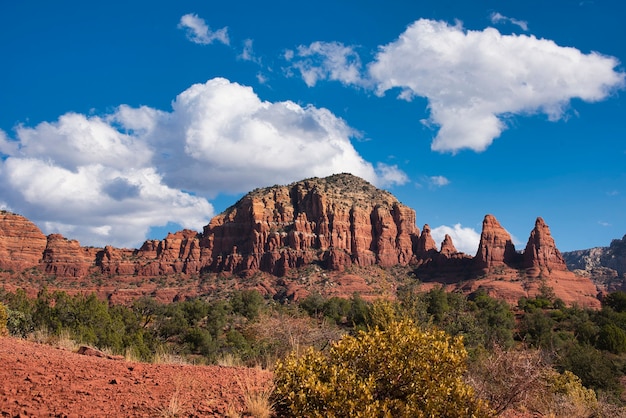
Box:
236, 369, 274, 418
124, 346, 142, 362
154, 374, 192, 418
224, 404, 242, 418
28, 328, 80, 352
216, 352, 243, 367
152, 346, 191, 365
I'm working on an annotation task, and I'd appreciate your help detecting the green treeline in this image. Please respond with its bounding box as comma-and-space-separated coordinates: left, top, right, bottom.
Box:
2, 284, 626, 402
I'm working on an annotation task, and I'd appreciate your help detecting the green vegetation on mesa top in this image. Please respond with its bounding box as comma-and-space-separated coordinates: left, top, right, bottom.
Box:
241, 173, 399, 210
2, 285, 626, 413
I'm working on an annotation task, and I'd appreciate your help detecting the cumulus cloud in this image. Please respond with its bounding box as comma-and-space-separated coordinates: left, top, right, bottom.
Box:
115, 78, 396, 194
289, 19, 625, 153
286, 41, 364, 87
431, 223, 481, 255
369, 19, 625, 152
178, 13, 229, 45
490, 12, 528, 31
0, 120, 214, 248
1, 78, 404, 247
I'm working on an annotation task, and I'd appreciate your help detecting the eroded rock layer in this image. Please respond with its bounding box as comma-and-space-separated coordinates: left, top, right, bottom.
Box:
0, 212, 48, 272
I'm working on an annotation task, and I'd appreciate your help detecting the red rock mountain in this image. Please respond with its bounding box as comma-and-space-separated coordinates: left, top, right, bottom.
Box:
202, 174, 419, 275
0, 174, 601, 307
474, 215, 522, 271
0, 212, 47, 272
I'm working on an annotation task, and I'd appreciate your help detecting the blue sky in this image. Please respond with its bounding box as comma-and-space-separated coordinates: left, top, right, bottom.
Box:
0, 0, 624, 254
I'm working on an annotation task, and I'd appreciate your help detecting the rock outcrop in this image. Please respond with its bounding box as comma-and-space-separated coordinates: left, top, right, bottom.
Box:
473, 214, 521, 271
523, 217, 568, 275
204, 173, 420, 275
466, 215, 599, 308
564, 235, 626, 276
0, 212, 48, 272
414, 224, 437, 257
42, 234, 100, 277
439, 234, 457, 257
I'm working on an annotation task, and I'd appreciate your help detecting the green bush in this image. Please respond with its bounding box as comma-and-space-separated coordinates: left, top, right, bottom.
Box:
0, 302, 8, 337
598, 323, 626, 353
272, 319, 493, 417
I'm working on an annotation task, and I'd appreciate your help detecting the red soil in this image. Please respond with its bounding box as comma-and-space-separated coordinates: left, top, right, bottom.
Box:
0, 337, 272, 417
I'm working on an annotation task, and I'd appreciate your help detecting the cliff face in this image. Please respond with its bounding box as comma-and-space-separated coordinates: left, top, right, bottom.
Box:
204, 174, 420, 275
42, 234, 100, 277
0, 175, 603, 308
473, 215, 522, 271
523, 217, 568, 273
0, 212, 48, 272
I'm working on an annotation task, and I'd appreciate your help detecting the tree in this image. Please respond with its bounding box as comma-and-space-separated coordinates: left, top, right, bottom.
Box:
597, 323, 626, 354
230, 289, 264, 320
603, 291, 626, 313
472, 292, 515, 348
272, 319, 493, 417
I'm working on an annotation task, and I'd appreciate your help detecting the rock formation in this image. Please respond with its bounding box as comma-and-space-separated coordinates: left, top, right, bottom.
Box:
414, 224, 437, 257
439, 234, 457, 257
563, 234, 626, 292
0, 211, 47, 271
473, 214, 521, 271
523, 217, 568, 275
0, 175, 603, 308
204, 173, 420, 275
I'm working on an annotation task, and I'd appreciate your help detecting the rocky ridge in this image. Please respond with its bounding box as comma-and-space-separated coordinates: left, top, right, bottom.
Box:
0, 174, 601, 307
563, 235, 626, 293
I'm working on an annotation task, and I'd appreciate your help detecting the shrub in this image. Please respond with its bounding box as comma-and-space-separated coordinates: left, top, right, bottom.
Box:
230, 289, 264, 320
0, 302, 8, 337
468, 346, 601, 416
272, 319, 493, 417
597, 323, 626, 353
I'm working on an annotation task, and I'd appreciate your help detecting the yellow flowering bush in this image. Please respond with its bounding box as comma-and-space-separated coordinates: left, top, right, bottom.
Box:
272, 319, 493, 417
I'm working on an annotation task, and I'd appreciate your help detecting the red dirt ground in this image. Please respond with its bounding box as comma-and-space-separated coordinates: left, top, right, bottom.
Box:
0, 337, 272, 417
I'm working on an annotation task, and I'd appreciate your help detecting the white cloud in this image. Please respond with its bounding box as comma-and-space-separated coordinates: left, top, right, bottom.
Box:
429, 175, 450, 187
375, 163, 409, 187
490, 12, 529, 31
287, 19, 625, 154
178, 13, 229, 45
368, 19, 625, 152
239, 38, 261, 64
431, 223, 481, 255
1, 78, 403, 247
0, 156, 213, 248
256, 72, 268, 84
287, 41, 364, 87
114, 78, 395, 195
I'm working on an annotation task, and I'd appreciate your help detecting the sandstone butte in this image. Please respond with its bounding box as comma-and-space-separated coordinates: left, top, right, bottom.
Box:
0, 173, 600, 308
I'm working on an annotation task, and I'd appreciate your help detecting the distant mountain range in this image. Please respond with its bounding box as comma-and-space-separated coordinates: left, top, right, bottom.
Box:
563, 235, 626, 293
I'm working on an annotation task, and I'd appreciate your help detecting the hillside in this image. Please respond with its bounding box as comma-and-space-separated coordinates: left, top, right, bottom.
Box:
0, 173, 600, 307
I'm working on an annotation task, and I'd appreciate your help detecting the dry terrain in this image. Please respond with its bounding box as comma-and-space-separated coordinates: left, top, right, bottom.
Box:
0, 337, 272, 417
